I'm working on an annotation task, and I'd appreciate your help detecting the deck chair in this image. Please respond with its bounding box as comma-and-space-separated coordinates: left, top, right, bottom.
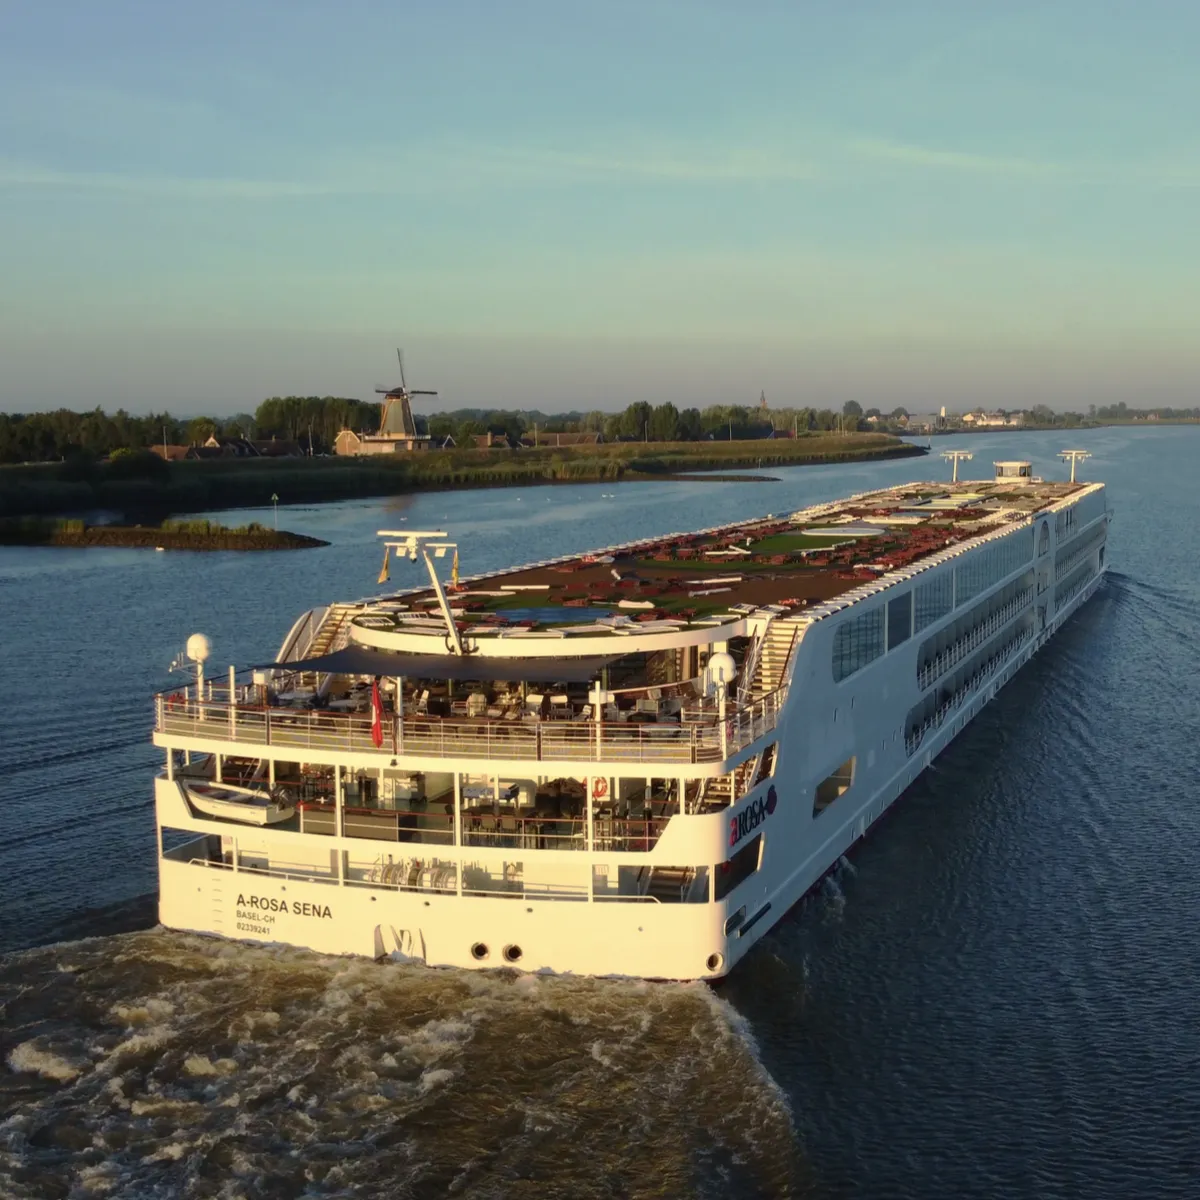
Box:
415, 689, 429, 715
525, 693, 545, 719
550, 694, 570, 719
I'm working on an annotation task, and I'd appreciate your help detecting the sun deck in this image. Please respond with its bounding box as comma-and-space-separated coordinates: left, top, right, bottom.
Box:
155, 477, 1085, 778
352, 478, 1084, 640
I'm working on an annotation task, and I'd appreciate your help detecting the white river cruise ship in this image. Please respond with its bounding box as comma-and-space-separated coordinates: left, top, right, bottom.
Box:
152, 457, 1108, 979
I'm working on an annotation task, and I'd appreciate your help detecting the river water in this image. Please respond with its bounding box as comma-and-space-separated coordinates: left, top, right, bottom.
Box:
2, 428, 1197, 1198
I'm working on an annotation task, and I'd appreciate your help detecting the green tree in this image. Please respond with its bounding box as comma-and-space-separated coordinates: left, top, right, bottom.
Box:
648, 402, 680, 441
186, 417, 217, 444
620, 401, 653, 440
677, 408, 703, 440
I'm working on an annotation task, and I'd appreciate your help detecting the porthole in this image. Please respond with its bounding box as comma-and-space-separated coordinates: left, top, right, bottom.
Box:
470, 942, 489, 961
502, 944, 523, 963
706, 953, 724, 973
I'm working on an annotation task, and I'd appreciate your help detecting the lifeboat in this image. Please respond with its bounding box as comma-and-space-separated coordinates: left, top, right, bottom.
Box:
182, 781, 295, 826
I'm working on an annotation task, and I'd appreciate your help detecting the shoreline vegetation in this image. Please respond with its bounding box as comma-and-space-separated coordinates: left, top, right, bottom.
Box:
0, 517, 327, 551
0, 435, 922, 521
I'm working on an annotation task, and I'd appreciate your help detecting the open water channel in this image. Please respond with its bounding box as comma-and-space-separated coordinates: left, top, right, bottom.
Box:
1, 427, 1198, 1198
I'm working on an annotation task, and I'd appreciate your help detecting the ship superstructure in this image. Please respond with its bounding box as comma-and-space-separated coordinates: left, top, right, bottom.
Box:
152, 460, 1108, 979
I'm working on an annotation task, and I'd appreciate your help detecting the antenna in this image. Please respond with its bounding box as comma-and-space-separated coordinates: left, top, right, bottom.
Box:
941, 449, 974, 483
1059, 449, 1092, 483
376, 530, 463, 654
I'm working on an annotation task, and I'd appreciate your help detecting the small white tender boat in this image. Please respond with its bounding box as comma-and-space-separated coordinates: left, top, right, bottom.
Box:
183, 782, 295, 825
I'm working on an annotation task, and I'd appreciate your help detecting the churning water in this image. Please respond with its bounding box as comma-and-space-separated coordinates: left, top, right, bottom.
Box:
2, 428, 1198, 1197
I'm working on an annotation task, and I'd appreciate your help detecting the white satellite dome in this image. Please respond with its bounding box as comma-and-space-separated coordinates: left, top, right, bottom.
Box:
186, 633, 212, 663
706, 651, 737, 685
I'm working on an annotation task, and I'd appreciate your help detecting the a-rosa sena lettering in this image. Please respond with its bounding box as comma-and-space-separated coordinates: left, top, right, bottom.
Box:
236, 894, 332, 919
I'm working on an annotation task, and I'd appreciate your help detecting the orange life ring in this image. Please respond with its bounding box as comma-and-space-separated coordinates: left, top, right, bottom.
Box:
591, 777, 608, 800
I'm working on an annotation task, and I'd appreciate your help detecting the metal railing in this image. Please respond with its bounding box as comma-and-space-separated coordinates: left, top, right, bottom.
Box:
906, 625, 1033, 756
156, 684, 787, 767
463, 814, 586, 851
917, 588, 1032, 691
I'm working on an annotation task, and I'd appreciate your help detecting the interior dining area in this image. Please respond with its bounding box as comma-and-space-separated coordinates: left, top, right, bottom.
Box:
176, 752, 703, 855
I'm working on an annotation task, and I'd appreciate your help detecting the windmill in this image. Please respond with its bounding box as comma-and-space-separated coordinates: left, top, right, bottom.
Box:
374, 349, 438, 440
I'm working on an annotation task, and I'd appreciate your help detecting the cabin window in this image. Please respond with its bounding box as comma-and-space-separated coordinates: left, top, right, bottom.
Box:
814, 757, 855, 816
887, 592, 913, 650
715, 835, 762, 901
753, 743, 778, 786
1038, 521, 1050, 556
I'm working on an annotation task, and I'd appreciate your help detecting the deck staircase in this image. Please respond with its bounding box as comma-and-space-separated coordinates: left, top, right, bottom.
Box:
297, 603, 359, 689
645, 865, 695, 903
745, 617, 805, 701
691, 775, 732, 813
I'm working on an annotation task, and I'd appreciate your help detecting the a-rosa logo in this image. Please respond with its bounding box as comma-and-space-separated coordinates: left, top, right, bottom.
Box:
729, 785, 777, 847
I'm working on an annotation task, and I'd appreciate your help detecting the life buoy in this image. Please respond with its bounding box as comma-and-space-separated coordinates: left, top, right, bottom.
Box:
591, 777, 608, 800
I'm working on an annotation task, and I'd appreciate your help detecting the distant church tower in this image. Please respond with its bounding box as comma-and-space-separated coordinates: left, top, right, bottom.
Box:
759, 390, 768, 410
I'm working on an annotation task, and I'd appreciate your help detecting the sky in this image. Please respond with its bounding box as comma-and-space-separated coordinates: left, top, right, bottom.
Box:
1, 0, 1198, 415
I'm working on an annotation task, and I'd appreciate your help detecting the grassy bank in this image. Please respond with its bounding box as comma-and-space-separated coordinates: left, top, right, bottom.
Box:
0, 433, 922, 519
0, 516, 327, 551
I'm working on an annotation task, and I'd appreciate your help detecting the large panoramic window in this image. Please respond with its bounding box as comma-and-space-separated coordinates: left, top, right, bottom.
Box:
955, 531, 1032, 606
831, 606, 884, 682
914, 571, 953, 632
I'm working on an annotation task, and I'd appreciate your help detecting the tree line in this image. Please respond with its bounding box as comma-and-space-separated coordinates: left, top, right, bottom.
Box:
0, 398, 879, 463
5, 395, 1193, 465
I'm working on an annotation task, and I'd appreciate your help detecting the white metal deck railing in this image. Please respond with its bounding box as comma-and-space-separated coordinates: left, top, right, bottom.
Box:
155, 686, 787, 767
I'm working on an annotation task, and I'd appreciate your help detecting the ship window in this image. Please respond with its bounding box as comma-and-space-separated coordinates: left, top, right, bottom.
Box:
955, 530, 1032, 606
887, 592, 913, 650
914, 572, 953, 632
814, 757, 855, 817
1038, 521, 1050, 556
832, 606, 884, 682
160, 827, 220, 862
715, 835, 762, 902
753, 743, 778, 786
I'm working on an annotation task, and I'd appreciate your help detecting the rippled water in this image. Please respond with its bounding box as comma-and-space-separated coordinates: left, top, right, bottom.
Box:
3, 428, 1198, 1197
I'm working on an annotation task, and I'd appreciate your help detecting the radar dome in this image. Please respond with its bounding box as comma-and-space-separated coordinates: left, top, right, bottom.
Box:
706, 652, 737, 684
186, 633, 212, 662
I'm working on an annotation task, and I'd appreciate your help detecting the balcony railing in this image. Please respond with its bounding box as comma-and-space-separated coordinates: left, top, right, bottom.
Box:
917, 587, 1032, 691
906, 625, 1033, 756
155, 686, 787, 767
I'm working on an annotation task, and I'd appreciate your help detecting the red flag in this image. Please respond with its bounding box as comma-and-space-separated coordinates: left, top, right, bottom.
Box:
370, 677, 383, 748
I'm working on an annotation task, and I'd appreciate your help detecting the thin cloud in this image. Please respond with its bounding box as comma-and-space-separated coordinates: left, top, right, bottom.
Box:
483, 144, 821, 183
0, 138, 822, 202
849, 136, 1200, 188
0, 161, 377, 200
850, 138, 1062, 176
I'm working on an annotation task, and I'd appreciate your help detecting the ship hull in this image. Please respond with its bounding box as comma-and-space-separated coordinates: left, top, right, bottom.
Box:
155, 482, 1108, 980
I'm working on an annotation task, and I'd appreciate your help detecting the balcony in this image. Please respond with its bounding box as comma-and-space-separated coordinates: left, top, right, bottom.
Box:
155, 686, 786, 768
917, 587, 1032, 691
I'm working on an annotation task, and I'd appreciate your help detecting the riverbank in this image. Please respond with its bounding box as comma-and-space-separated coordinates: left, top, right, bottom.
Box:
0, 434, 922, 519
0, 517, 327, 550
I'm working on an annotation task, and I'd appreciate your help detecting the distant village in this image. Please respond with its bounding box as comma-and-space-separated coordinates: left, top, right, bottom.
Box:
0, 392, 1193, 466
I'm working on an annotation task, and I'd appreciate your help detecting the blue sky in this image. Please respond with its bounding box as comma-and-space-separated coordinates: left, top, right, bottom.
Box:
1, 0, 1198, 414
